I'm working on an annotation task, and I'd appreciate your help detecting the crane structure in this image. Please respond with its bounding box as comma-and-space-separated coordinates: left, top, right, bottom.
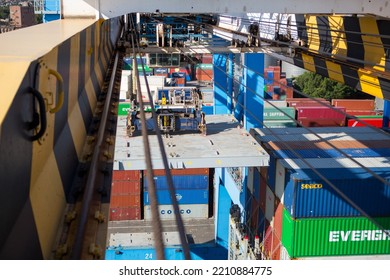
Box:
1, 0, 390, 259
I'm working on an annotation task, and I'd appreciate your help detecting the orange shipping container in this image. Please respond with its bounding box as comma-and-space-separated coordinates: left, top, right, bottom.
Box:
112, 170, 141, 181
331, 99, 375, 110
110, 193, 141, 208
111, 180, 141, 195
346, 110, 377, 116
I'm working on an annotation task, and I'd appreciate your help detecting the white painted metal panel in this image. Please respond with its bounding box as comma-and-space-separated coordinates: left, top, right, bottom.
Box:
65, 1, 390, 19
109, 231, 182, 247
144, 204, 209, 220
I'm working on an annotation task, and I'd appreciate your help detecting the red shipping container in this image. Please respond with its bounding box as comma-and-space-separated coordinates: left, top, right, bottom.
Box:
266, 85, 274, 93
111, 180, 141, 195
250, 196, 260, 234
331, 99, 375, 110
259, 175, 267, 214
202, 54, 213, 64
296, 106, 346, 127
109, 206, 141, 221
110, 193, 141, 208
263, 226, 281, 260
347, 118, 384, 128
273, 197, 284, 242
112, 170, 141, 181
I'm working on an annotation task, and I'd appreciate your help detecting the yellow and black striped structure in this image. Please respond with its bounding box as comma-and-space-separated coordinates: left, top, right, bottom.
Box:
294, 14, 390, 100
0, 18, 122, 259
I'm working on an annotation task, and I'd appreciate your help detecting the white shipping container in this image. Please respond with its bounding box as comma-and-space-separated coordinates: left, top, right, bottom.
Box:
263, 100, 288, 108
144, 204, 209, 220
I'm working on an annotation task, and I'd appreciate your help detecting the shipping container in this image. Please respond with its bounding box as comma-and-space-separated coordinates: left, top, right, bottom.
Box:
265, 185, 275, 222
144, 188, 209, 205
144, 174, 209, 190
263, 107, 296, 120
112, 170, 141, 181
262, 224, 282, 260
264, 100, 288, 108
281, 208, 390, 257
110, 193, 141, 208
109, 206, 141, 221
144, 204, 209, 220
265, 139, 390, 151
331, 99, 375, 111
111, 180, 141, 195
346, 110, 377, 116
274, 158, 390, 218
296, 106, 346, 119
348, 117, 384, 128
118, 102, 130, 116
263, 120, 297, 128
288, 100, 331, 107
280, 245, 390, 259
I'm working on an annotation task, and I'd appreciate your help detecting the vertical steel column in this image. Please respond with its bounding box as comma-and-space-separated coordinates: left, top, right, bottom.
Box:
227, 53, 234, 114
243, 53, 265, 131
383, 99, 389, 128
213, 53, 229, 114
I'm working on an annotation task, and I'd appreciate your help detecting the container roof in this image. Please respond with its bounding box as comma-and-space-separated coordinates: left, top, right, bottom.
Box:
114, 114, 269, 170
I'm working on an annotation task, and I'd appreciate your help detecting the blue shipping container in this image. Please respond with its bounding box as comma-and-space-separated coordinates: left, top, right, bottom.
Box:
105, 244, 228, 260
144, 189, 209, 205
280, 166, 390, 218
144, 175, 209, 190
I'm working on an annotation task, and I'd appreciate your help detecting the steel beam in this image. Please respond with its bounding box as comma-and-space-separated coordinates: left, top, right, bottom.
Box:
64, 1, 390, 19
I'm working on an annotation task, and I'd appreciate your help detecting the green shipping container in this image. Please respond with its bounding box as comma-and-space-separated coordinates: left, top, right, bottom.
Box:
118, 102, 130, 116
263, 107, 296, 120
282, 208, 390, 258
263, 120, 297, 128
195, 64, 213, 70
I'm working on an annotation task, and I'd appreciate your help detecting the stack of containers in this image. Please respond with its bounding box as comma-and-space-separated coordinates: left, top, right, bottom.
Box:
110, 170, 142, 221
263, 103, 296, 128
143, 168, 210, 220
332, 99, 376, 116
248, 127, 390, 259
195, 63, 213, 83
286, 97, 346, 127
264, 66, 293, 100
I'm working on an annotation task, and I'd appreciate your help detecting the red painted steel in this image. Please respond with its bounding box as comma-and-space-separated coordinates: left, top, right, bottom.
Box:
347, 118, 384, 128
112, 170, 141, 181
109, 206, 141, 221
331, 99, 375, 110
111, 180, 141, 195
259, 175, 267, 214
